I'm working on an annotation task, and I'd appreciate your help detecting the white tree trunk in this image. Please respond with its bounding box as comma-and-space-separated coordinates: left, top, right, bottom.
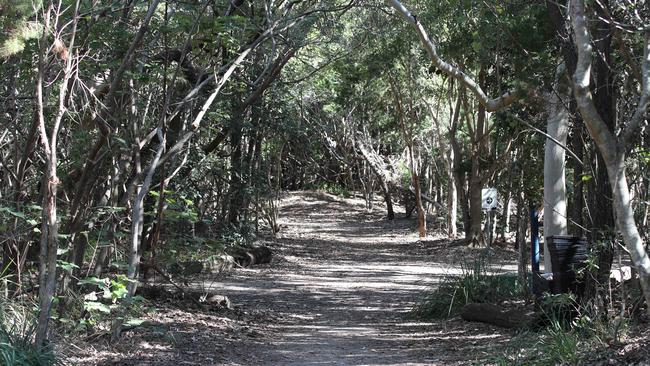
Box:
571, 0, 650, 315
504, 196, 512, 237
447, 158, 458, 238
543, 66, 570, 273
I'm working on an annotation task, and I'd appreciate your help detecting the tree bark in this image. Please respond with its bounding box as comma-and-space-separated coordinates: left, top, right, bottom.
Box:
588, 0, 616, 292
468, 153, 484, 247
516, 190, 528, 293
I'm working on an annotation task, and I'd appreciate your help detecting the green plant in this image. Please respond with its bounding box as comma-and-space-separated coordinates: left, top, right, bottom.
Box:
495, 294, 624, 365
70, 274, 146, 332
536, 317, 581, 365
0, 289, 56, 365
412, 256, 522, 319
313, 182, 352, 198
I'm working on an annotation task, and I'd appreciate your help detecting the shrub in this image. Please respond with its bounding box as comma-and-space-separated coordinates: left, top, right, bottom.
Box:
412, 256, 522, 319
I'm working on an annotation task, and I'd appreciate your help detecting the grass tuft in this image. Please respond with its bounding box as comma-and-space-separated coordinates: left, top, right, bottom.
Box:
412, 256, 522, 319
0, 281, 56, 365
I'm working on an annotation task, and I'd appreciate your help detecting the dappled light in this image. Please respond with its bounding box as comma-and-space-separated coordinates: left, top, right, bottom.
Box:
3, 1, 650, 364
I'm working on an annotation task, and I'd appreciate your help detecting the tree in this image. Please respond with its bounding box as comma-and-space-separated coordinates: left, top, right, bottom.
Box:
34, 0, 81, 347
542, 64, 571, 273
570, 0, 650, 315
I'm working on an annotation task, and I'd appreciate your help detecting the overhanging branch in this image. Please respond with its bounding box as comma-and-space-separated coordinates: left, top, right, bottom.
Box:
385, 0, 521, 112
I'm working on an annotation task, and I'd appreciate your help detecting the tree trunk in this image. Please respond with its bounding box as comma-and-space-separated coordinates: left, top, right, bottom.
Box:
467, 85, 488, 247
571, 0, 650, 316
516, 191, 528, 293
35, 1, 80, 345
447, 164, 458, 238
411, 163, 427, 238
468, 160, 484, 247
588, 0, 616, 292
35, 159, 60, 347
228, 120, 244, 224
543, 65, 570, 273
503, 195, 512, 239
569, 113, 585, 236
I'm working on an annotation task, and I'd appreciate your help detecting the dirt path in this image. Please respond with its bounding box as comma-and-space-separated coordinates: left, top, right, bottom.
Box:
209, 191, 512, 365
66, 191, 514, 365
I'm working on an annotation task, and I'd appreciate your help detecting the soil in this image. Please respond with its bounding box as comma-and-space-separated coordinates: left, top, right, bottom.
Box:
59, 191, 533, 365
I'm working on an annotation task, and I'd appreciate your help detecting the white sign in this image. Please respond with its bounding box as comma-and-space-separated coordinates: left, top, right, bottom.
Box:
482, 188, 497, 210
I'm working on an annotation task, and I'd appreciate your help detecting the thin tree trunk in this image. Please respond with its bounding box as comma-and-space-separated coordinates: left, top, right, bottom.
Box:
447, 162, 458, 238
35, 0, 80, 346
569, 112, 585, 235
468, 154, 484, 247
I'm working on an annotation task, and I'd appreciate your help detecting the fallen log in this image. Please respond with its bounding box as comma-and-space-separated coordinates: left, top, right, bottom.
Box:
408, 186, 445, 211
460, 303, 533, 329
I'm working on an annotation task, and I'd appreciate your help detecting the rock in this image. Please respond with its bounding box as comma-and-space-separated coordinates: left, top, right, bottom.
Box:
203, 294, 232, 309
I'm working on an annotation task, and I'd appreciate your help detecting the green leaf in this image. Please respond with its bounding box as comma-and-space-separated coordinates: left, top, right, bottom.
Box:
0, 206, 26, 219
57, 260, 80, 271
471, 40, 481, 53
125, 318, 145, 326
111, 285, 128, 301
78, 276, 109, 288
84, 301, 111, 314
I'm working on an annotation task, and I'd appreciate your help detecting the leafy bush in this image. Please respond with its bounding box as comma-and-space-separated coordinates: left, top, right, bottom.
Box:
412, 256, 522, 319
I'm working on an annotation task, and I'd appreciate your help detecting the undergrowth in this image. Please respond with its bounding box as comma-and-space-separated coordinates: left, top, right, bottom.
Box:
412, 256, 646, 365
0, 285, 56, 365
490, 292, 641, 365
412, 256, 522, 319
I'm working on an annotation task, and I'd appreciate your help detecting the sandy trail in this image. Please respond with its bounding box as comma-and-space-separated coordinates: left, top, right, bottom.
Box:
211, 191, 510, 365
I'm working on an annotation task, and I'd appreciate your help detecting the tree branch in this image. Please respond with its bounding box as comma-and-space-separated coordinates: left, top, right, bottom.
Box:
570, 0, 619, 163
385, 0, 521, 112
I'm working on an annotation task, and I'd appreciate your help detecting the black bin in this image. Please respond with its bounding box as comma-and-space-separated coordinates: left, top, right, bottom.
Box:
546, 236, 588, 296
